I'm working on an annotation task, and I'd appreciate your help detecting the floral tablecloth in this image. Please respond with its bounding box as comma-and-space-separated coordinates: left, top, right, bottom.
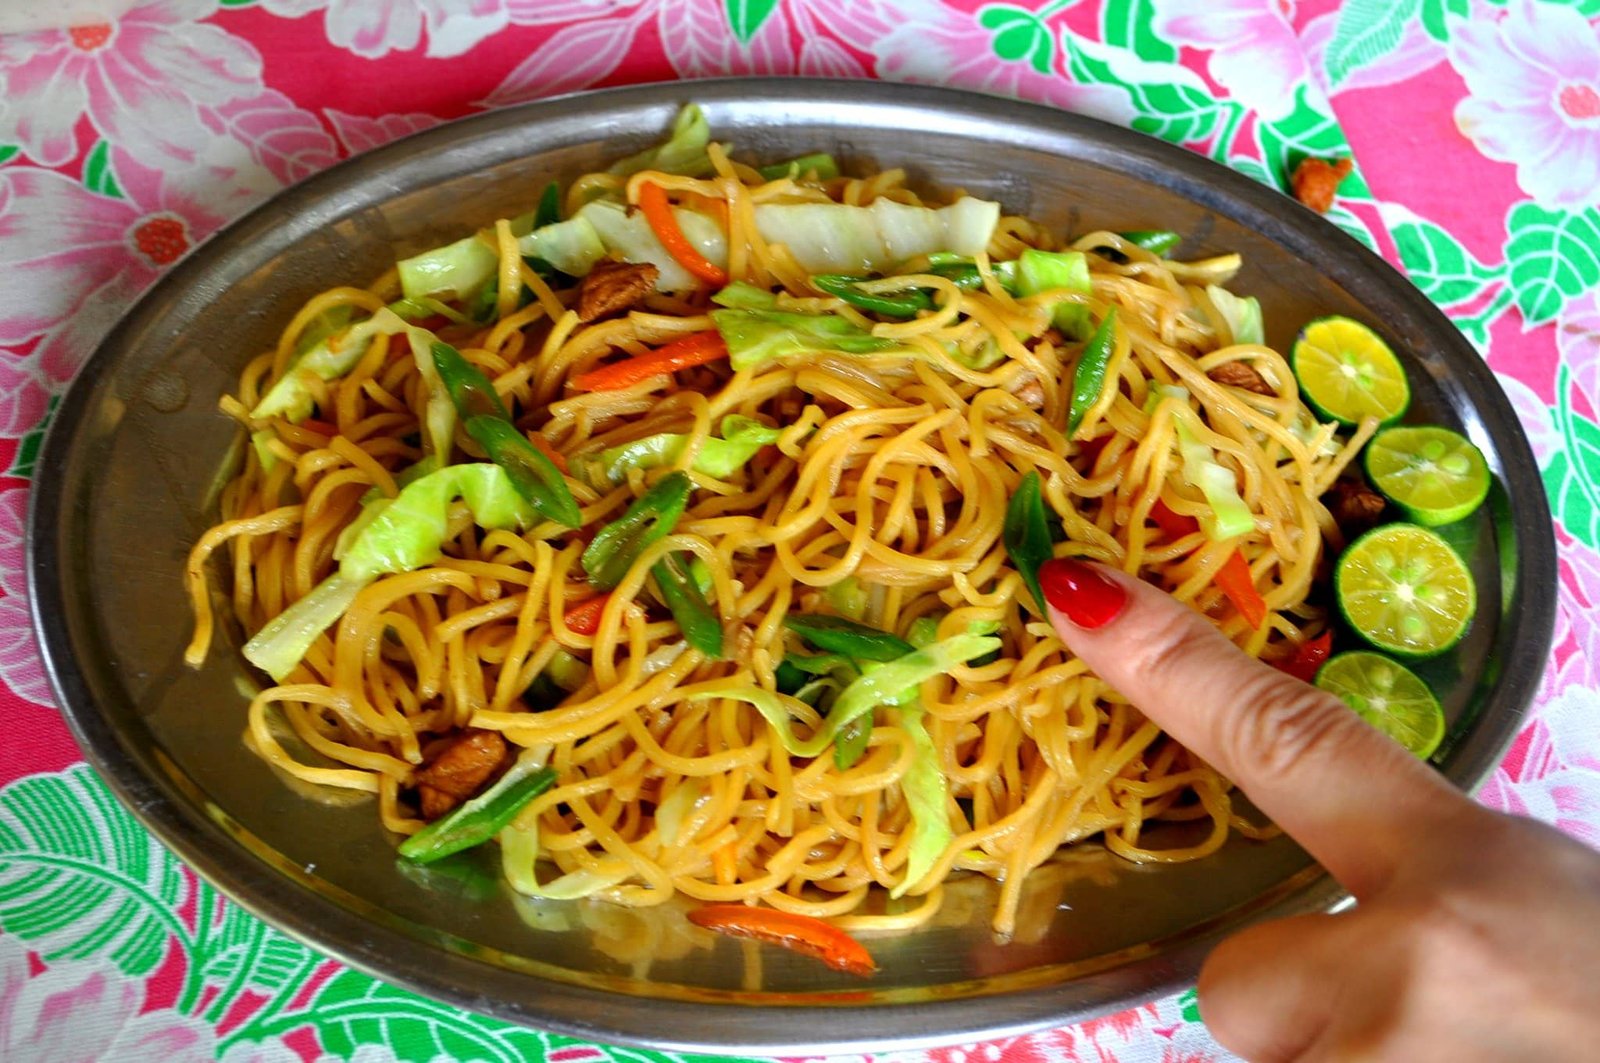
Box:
2, 1, 1598, 1060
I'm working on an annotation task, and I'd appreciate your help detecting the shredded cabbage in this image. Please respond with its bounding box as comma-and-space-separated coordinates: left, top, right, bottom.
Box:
1207, 284, 1264, 346
242, 572, 367, 681
751, 197, 1000, 274
589, 415, 781, 484
892, 704, 953, 899
606, 103, 712, 178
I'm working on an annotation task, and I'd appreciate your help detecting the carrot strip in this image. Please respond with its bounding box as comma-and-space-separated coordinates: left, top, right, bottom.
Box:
687, 905, 877, 977
528, 432, 568, 474
638, 181, 727, 287
563, 594, 611, 635
300, 418, 338, 438
571, 331, 728, 392
1216, 549, 1268, 630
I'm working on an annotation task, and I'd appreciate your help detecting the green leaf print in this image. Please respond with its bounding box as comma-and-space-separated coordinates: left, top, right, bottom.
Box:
0, 146, 17, 166
0, 765, 189, 976
83, 141, 124, 199
305, 970, 560, 1063
1322, 203, 1380, 253
1064, 36, 1219, 144
8, 395, 57, 480
725, 0, 780, 44
1256, 88, 1365, 196
1504, 202, 1600, 327
1178, 985, 1202, 1023
1547, 367, 1600, 550
1420, 0, 1472, 42
1324, 0, 1419, 86
1099, 0, 1178, 63
198, 900, 316, 1015
1390, 211, 1504, 306
980, 5, 1055, 74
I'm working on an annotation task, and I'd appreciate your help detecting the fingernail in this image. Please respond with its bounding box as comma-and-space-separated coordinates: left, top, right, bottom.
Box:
1039, 557, 1126, 629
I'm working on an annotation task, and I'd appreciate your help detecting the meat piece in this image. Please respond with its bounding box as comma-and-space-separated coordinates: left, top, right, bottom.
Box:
414, 729, 507, 819
1012, 372, 1046, 409
1291, 157, 1354, 214
1209, 361, 1275, 396
1325, 477, 1387, 535
576, 259, 659, 322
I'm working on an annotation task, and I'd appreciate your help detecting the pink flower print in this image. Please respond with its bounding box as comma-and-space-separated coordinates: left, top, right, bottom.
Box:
1150, 0, 1309, 120
0, 0, 261, 169
1558, 289, 1600, 417
0, 160, 240, 386
1450, 0, 1600, 207
0, 936, 215, 1063
871, 9, 1136, 125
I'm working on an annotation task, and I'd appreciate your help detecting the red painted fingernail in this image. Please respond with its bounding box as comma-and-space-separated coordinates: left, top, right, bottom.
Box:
1039, 558, 1126, 629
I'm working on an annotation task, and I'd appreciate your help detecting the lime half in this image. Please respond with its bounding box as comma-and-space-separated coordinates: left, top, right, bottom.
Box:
1292, 316, 1410, 426
1336, 523, 1476, 657
1364, 425, 1491, 526
1315, 651, 1445, 758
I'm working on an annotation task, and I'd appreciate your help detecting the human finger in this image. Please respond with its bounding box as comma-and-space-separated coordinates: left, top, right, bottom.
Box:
1038, 557, 1473, 896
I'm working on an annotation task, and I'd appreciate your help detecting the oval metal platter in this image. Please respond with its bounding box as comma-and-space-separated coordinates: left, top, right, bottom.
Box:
29, 79, 1556, 1055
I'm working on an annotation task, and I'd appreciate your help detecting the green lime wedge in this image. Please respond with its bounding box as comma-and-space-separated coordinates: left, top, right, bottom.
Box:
1315, 651, 1445, 758
1291, 316, 1410, 426
1336, 523, 1475, 658
1364, 425, 1491, 526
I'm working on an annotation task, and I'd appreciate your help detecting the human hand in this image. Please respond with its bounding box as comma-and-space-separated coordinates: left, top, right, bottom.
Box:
1038, 557, 1600, 1062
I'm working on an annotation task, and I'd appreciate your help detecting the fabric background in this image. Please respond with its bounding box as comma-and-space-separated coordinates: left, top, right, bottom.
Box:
1, 1, 1597, 1059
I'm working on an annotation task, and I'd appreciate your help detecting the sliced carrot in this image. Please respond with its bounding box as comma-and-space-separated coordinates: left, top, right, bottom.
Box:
571, 331, 728, 392
528, 432, 568, 474
1275, 630, 1333, 683
1216, 549, 1268, 630
638, 181, 727, 287
300, 418, 338, 437
687, 905, 877, 977
563, 594, 611, 635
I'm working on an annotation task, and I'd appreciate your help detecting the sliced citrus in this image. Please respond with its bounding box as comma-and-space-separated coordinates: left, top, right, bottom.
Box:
1291, 316, 1409, 426
1364, 425, 1491, 527
1335, 523, 1475, 658
1315, 650, 1445, 758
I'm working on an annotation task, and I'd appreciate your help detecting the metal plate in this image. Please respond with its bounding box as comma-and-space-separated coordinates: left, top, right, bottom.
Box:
28, 79, 1556, 1055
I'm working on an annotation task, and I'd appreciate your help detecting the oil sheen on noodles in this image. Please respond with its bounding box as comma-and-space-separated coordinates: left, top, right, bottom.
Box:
185, 135, 1370, 939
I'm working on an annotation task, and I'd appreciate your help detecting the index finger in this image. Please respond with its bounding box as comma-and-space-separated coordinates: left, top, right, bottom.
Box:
1037, 557, 1477, 897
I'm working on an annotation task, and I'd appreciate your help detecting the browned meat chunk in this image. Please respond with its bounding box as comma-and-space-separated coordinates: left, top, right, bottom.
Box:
1291, 157, 1354, 214
1325, 477, 1387, 534
576, 259, 659, 322
1209, 361, 1275, 395
414, 729, 507, 819
1012, 372, 1046, 408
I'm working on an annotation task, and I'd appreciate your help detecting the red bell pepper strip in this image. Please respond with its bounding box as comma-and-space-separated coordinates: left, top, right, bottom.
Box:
1149, 498, 1200, 540
1151, 500, 1266, 628
638, 181, 728, 287
563, 594, 611, 635
571, 331, 729, 392
687, 905, 877, 977
1215, 549, 1268, 630
1276, 631, 1333, 683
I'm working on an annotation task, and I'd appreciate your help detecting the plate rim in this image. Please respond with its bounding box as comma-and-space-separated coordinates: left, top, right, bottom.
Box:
26, 76, 1557, 1054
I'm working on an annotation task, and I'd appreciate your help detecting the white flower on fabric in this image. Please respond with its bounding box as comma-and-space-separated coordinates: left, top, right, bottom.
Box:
1450, 0, 1600, 207
1150, 0, 1309, 120
0, 935, 215, 1063
0, 0, 260, 168
262, 0, 610, 59
871, 8, 1136, 125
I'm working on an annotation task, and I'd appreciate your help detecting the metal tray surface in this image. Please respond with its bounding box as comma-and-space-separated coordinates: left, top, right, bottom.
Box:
28, 79, 1556, 1055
